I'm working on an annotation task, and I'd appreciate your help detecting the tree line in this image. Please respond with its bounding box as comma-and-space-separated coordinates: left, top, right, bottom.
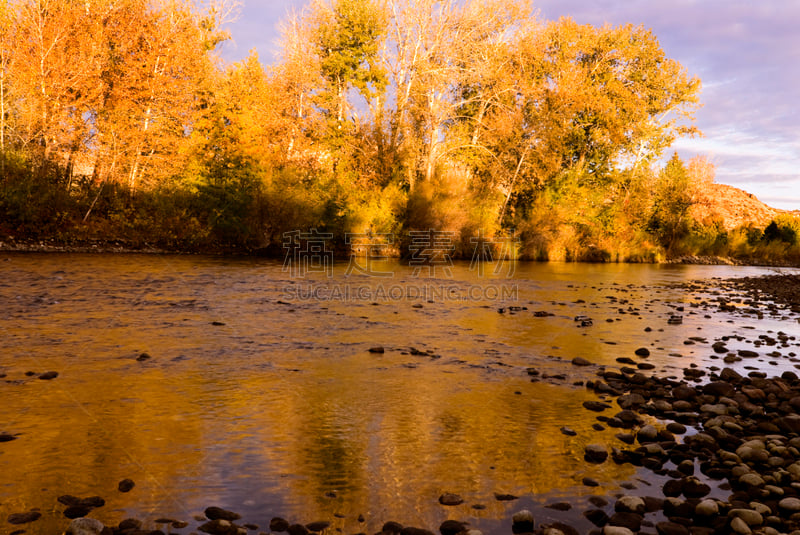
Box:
0, 0, 796, 262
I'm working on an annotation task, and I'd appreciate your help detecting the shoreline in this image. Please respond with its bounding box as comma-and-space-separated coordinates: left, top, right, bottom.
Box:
1, 242, 799, 268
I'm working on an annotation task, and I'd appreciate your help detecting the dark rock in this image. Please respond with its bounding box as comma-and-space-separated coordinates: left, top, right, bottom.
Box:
560, 426, 577, 436
38, 371, 58, 380
584, 444, 608, 463
702, 381, 735, 398
635, 348, 651, 357
7, 511, 42, 524
58, 495, 81, 506
119, 519, 143, 530
545, 522, 579, 535
572, 357, 592, 366
78, 497, 104, 508
672, 385, 697, 400
287, 524, 310, 535
270, 518, 290, 532
438, 493, 464, 506
583, 509, 609, 527
368, 347, 385, 354
582, 477, 600, 487
589, 496, 609, 507
382, 522, 403, 533
656, 521, 689, 535
136, 352, 151, 361
439, 520, 466, 535
663, 479, 683, 497
583, 401, 611, 412
494, 493, 518, 501
616, 433, 635, 445
199, 520, 239, 535
666, 423, 687, 435
0, 433, 17, 442
511, 510, 534, 533
608, 512, 643, 532
306, 521, 330, 532
682, 477, 711, 498
118, 479, 135, 493
63, 505, 92, 519
204, 507, 241, 521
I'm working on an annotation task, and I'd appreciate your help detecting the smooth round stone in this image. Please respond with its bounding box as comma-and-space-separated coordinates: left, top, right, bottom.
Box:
739, 473, 765, 487
615, 496, 645, 514
603, 527, 634, 535
779, 497, 800, 512
765, 485, 785, 496
637, 425, 658, 443
729, 509, 763, 526
730, 517, 751, 535
695, 499, 719, 517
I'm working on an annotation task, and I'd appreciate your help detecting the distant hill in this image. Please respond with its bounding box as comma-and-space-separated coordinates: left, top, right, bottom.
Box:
689, 182, 798, 230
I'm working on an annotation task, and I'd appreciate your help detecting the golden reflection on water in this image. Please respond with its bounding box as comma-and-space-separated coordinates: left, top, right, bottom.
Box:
0, 254, 787, 534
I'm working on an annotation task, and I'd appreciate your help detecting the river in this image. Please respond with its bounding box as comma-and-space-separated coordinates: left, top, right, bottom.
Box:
1, 253, 798, 534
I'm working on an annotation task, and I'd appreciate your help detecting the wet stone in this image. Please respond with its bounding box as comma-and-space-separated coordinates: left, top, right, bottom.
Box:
494, 493, 518, 501
511, 510, 534, 533
583, 401, 612, 412
118, 478, 135, 493
38, 371, 58, 380
306, 521, 330, 532
205, 507, 241, 521
63, 505, 92, 519
584, 444, 608, 463
7, 511, 42, 524
270, 518, 290, 532
287, 524, 310, 535
607, 512, 642, 532
439, 520, 466, 535
119, 518, 143, 530
584, 509, 609, 527
439, 493, 464, 506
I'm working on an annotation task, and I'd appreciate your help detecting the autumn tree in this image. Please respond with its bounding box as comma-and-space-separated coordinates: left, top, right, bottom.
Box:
650, 152, 694, 253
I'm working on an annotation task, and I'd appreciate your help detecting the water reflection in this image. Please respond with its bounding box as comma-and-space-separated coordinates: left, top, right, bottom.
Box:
0, 254, 796, 534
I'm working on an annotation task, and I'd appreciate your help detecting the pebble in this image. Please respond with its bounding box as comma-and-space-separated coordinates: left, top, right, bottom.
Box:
511, 510, 534, 533
584, 444, 608, 463
205, 506, 241, 521
64, 518, 105, 535
7, 511, 41, 524
118, 478, 135, 492
779, 497, 800, 512
438, 493, 464, 506
695, 499, 719, 516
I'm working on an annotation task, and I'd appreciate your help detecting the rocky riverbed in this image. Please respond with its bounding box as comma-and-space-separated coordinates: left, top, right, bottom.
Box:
4, 272, 800, 535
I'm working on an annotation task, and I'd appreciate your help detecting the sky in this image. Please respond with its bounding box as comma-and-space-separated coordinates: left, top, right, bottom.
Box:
218, 0, 800, 211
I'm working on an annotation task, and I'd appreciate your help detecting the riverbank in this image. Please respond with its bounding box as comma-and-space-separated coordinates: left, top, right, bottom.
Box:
2, 241, 799, 268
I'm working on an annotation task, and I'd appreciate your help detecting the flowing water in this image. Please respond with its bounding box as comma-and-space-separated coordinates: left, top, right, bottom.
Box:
1, 253, 798, 534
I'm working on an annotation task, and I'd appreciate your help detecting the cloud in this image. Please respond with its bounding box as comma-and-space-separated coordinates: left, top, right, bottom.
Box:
534, 0, 800, 209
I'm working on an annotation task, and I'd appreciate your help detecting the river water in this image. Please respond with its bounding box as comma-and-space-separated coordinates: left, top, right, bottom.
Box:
1, 253, 798, 534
